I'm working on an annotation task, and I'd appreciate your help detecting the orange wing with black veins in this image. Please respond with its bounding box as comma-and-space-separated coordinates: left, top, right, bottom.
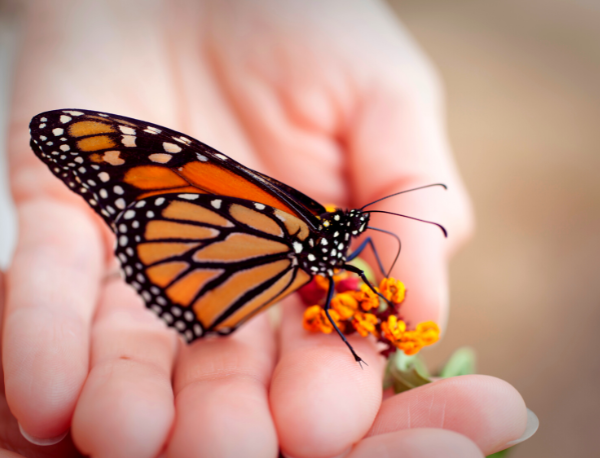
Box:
29, 109, 325, 231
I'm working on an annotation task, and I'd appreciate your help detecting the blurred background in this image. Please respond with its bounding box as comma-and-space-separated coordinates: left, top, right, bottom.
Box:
389, 1, 600, 457
1, 1, 599, 457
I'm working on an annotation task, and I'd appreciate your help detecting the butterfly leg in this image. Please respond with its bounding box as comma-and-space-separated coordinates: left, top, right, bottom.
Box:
342, 263, 392, 307
346, 237, 387, 277
323, 277, 366, 367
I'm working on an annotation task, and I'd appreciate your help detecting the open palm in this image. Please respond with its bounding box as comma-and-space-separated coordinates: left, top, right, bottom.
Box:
3, 1, 526, 457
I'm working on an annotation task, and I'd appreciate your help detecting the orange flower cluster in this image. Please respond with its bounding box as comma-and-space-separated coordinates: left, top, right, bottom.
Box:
302, 280, 384, 337
381, 316, 440, 355
301, 274, 440, 357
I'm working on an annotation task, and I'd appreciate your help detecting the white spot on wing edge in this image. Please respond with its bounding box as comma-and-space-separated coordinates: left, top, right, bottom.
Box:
174, 136, 192, 144
254, 203, 266, 210
59, 115, 71, 123
63, 110, 83, 116
293, 242, 303, 254
123, 209, 136, 220
52, 128, 64, 136
119, 126, 135, 135
196, 153, 208, 162
211, 199, 222, 209
163, 142, 182, 153
179, 194, 199, 200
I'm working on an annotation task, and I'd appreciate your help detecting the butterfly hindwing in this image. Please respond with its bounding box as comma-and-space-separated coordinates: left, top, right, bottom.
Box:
114, 192, 312, 341
29, 109, 325, 231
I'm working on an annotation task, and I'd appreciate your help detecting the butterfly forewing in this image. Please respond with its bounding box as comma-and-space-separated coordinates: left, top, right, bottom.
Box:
114, 193, 312, 341
29, 109, 325, 231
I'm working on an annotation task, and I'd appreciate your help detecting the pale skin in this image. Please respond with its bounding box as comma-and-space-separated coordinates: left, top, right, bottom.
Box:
3, 0, 528, 457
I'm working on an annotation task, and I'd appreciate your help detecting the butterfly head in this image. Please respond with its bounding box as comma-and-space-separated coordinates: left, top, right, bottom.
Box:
319, 208, 370, 237
317, 208, 370, 249
301, 209, 370, 277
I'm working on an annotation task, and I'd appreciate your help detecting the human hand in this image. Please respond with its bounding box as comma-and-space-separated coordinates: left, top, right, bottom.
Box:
5, 0, 527, 457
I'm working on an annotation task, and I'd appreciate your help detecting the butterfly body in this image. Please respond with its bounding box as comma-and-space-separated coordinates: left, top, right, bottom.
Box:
29, 109, 371, 344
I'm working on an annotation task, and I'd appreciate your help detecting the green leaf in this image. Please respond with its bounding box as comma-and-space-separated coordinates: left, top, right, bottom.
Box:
388, 351, 432, 394
486, 447, 512, 457
439, 347, 476, 378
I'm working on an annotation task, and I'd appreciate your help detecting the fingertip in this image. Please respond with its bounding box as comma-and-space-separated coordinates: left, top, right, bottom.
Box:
349, 429, 484, 458
370, 374, 528, 455
167, 316, 278, 458
4, 201, 103, 439
18, 423, 68, 446
273, 299, 384, 458
71, 281, 177, 458
71, 360, 174, 458
3, 308, 88, 438
506, 408, 539, 447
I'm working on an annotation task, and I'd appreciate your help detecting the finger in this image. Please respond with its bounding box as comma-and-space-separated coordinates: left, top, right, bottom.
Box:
271, 296, 385, 458
0, 451, 27, 458
366, 215, 450, 326
0, 271, 84, 458
3, 200, 104, 440
167, 314, 278, 458
71, 280, 177, 458
368, 375, 528, 456
346, 42, 474, 328
348, 429, 483, 458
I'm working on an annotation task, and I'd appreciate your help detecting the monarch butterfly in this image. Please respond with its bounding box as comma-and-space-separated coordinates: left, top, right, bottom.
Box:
29, 109, 445, 363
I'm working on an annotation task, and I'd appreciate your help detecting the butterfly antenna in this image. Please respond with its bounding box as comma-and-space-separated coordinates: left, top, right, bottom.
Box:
366, 226, 402, 277
365, 210, 448, 238
360, 183, 447, 211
